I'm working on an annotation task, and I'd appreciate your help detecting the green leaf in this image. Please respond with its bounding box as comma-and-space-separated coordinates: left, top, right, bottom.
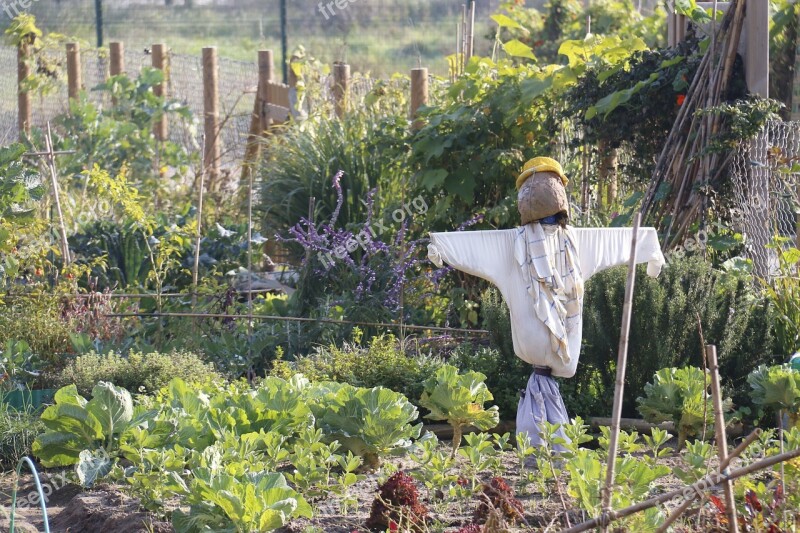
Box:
502, 39, 536, 60
86, 381, 134, 437
76, 449, 113, 487
490, 14, 526, 31
418, 169, 448, 191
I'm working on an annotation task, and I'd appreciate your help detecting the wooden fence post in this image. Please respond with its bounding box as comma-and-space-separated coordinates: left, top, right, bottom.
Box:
259, 50, 274, 134
410, 67, 428, 131
152, 43, 168, 141
242, 50, 274, 182
109, 41, 124, 76
66, 42, 82, 100
333, 62, 350, 119
17, 41, 31, 140
202, 47, 220, 189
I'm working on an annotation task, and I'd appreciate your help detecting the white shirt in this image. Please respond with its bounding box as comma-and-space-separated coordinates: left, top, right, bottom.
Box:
428, 225, 665, 378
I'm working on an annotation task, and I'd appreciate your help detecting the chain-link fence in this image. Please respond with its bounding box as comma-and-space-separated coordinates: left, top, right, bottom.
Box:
731, 120, 800, 277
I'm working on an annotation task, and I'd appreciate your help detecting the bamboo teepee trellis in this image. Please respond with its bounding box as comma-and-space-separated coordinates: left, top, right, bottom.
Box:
640, 0, 748, 249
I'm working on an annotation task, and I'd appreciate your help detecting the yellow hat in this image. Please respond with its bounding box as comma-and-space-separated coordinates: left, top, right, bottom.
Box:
516, 156, 568, 190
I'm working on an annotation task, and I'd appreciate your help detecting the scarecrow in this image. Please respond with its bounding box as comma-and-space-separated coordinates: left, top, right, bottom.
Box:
428, 157, 665, 449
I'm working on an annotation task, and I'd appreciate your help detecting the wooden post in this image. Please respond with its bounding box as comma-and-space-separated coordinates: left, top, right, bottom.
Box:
202, 47, 220, 188
745, 0, 769, 97
410, 67, 428, 131
259, 50, 274, 134
333, 62, 350, 119
600, 213, 641, 530
152, 43, 168, 141
66, 42, 82, 100
242, 50, 273, 182
17, 41, 31, 140
109, 41, 124, 76
707, 345, 739, 533
467, 1, 476, 60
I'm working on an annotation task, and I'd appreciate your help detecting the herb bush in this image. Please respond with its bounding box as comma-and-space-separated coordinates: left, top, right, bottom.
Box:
270, 334, 445, 405
582, 255, 775, 417
0, 293, 74, 368
56, 349, 223, 396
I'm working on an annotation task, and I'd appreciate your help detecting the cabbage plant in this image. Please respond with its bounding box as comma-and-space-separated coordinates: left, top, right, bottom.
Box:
748, 364, 800, 427
419, 364, 499, 457
636, 366, 729, 450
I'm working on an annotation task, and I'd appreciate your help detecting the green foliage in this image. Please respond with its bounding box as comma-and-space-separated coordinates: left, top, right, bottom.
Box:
55, 69, 193, 204
762, 247, 800, 355
271, 334, 446, 406
419, 364, 499, 457
0, 339, 43, 391
56, 349, 222, 397
172, 469, 312, 533
308, 382, 422, 468
748, 364, 800, 427
637, 366, 730, 449
582, 256, 775, 419
0, 293, 76, 369
32, 382, 161, 486
0, 401, 44, 470
258, 105, 409, 242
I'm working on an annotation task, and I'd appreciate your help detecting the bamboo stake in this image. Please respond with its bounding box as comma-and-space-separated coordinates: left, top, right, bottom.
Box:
656, 429, 762, 533
467, 1, 476, 60
563, 445, 800, 533
599, 213, 642, 528
191, 135, 207, 310
44, 123, 71, 266
707, 345, 739, 532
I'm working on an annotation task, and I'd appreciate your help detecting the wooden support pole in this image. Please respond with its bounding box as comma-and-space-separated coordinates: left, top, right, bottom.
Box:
109, 41, 124, 76
151, 43, 168, 141
410, 67, 428, 131
467, 1, 476, 60
707, 345, 739, 532
600, 213, 641, 529
66, 42, 82, 100
17, 41, 31, 140
202, 46, 220, 188
333, 62, 350, 119
656, 428, 762, 533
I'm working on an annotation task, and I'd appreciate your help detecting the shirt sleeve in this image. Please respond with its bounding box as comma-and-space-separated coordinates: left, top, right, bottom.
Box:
428, 229, 516, 286
572, 227, 666, 280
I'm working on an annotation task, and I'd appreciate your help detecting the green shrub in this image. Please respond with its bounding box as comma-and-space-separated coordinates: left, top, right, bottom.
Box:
581, 255, 775, 417
0, 403, 43, 471
270, 334, 445, 404
56, 350, 223, 396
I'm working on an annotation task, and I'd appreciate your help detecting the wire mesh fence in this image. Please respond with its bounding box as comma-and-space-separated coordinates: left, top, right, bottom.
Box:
731, 120, 800, 278
0, 43, 441, 168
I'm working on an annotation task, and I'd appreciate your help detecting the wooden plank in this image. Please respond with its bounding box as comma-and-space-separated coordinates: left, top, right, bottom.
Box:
266, 103, 290, 124
267, 81, 290, 108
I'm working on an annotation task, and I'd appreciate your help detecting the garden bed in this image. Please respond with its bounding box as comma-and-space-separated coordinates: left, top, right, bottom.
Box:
0, 442, 740, 533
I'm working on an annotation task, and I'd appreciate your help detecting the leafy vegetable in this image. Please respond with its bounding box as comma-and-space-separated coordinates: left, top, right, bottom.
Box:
33, 382, 161, 486
637, 366, 730, 449
419, 365, 499, 457
748, 364, 800, 427
310, 382, 421, 468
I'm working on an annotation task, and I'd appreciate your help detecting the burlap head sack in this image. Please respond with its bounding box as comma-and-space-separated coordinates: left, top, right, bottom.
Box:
516, 157, 570, 225
517, 172, 570, 225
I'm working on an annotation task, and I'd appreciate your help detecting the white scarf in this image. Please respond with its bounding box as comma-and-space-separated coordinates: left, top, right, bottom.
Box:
514, 223, 584, 364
